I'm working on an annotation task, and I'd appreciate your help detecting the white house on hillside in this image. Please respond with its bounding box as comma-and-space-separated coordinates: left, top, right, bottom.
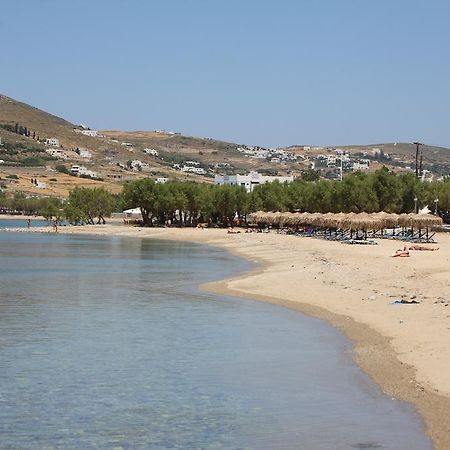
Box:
78, 149, 92, 158
144, 148, 159, 157
81, 130, 98, 137
71, 165, 97, 178
45, 138, 60, 147
215, 171, 294, 192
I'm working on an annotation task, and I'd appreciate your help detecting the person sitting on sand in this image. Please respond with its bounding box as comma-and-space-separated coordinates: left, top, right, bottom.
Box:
404, 244, 439, 251
392, 249, 410, 257
228, 227, 241, 234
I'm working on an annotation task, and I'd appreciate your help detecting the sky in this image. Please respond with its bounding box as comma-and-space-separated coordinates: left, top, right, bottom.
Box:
1, 0, 449, 148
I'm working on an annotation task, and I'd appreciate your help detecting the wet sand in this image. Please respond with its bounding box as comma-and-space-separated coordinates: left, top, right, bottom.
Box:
10, 224, 450, 449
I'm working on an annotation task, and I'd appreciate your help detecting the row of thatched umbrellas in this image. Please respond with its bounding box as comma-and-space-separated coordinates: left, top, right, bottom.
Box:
248, 211, 443, 231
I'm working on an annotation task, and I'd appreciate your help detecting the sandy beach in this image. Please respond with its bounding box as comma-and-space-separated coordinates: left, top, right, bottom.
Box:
11, 223, 450, 448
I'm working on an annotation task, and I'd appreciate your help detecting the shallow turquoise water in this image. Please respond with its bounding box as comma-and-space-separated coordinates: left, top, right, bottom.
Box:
0, 232, 431, 449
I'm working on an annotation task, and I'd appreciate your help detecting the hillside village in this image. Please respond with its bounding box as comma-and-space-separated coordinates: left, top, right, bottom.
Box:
1, 94, 450, 199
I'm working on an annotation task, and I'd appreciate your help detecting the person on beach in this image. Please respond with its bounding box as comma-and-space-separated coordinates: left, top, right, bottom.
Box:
392, 248, 410, 257
404, 244, 439, 251
27, 218, 31, 229
52, 220, 58, 233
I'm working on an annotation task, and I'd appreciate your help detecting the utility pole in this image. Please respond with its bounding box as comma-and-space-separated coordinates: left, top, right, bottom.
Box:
413, 142, 422, 179
419, 153, 423, 179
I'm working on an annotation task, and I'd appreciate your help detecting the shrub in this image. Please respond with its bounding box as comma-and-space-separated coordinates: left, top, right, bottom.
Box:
56, 164, 70, 174
21, 157, 46, 166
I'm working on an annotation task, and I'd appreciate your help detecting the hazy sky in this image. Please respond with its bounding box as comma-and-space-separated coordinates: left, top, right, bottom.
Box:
1, 0, 449, 148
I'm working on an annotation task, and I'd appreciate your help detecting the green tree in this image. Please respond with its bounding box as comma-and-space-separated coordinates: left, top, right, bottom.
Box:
65, 187, 114, 225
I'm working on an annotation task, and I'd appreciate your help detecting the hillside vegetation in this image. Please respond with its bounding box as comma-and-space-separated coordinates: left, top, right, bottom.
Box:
1, 94, 449, 200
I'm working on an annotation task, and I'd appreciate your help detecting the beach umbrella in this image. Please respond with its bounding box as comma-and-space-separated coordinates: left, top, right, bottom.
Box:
321, 212, 336, 228
383, 213, 400, 229
279, 212, 295, 227
292, 212, 311, 226
308, 213, 324, 228
341, 212, 359, 230
398, 213, 416, 228
411, 214, 443, 229
330, 212, 346, 229
353, 212, 378, 230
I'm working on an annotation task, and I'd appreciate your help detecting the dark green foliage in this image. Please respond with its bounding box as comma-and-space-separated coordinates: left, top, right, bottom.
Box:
56, 165, 70, 174
120, 167, 450, 227
20, 157, 46, 166
122, 180, 249, 227
0, 194, 63, 218
65, 187, 115, 224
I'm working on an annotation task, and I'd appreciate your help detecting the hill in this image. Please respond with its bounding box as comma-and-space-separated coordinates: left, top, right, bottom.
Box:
1, 94, 449, 198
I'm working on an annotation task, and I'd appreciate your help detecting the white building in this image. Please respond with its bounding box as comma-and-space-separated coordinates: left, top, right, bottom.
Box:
130, 160, 148, 171
156, 177, 168, 184
215, 171, 294, 192
45, 138, 60, 147
46, 148, 67, 159
181, 166, 206, 175
81, 129, 98, 137
78, 149, 92, 158
70, 165, 97, 178
352, 162, 370, 171
144, 148, 159, 157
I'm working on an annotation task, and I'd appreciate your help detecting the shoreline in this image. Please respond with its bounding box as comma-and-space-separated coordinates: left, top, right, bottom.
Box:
5, 224, 450, 449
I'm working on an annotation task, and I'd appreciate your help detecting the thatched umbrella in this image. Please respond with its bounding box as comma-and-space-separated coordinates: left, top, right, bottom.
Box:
321, 212, 336, 229
398, 213, 416, 228
248, 211, 263, 224
279, 212, 295, 227
370, 212, 388, 229
248, 211, 272, 226
330, 212, 346, 229
341, 212, 358, 230
308, 213, 324, 228
383, 213, 400, 229
411, 214, 443, 229
354, 212, 380, 231
292, 212, 312, 227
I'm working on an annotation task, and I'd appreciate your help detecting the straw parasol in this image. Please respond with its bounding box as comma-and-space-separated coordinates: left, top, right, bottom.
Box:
398, 213, 416, 228
411, 214, 443, 229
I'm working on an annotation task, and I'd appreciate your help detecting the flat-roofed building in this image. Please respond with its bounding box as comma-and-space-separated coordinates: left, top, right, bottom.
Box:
215, 171, 294, 192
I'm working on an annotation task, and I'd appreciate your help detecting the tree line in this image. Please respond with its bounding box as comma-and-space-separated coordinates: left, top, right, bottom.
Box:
1, 167, 449, 226
0, 123, 39, 141
120, 168, 450, 226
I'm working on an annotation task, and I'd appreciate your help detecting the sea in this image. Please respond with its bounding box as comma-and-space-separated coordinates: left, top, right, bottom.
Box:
0, 226, 432, 449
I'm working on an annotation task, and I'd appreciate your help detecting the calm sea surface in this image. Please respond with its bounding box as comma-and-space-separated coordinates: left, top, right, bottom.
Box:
0, 232, 431, 449
0, 218, 49, 229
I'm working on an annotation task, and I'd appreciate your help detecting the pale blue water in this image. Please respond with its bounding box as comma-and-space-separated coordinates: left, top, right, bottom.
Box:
0, 232, 431, 449
0, 218, 49, 229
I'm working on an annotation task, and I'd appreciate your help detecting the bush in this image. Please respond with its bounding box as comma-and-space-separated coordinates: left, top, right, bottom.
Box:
56, 165, 70, 174
49, 178, 57, 182
21, 157, 46, 166
6, 174, 18, 179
